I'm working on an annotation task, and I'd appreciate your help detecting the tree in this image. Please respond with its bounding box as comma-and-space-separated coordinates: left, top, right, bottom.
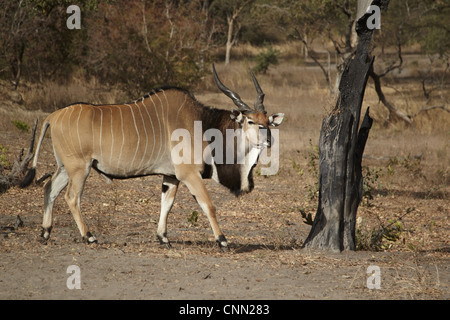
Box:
302, 0, 390, 252
370, 0, 450, 125
79, 0, 213, 95
277, 0, 360, 95
211, 0, 253, 65
0, 0, 213, 95
275, 0, 448, 125
0, 0, 99, 88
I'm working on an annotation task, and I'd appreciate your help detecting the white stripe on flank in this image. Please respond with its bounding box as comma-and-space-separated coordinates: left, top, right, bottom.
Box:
98, 107, 103, 163
148, 94, 162, 164
161, 90, 170, 160
67, 106, 78, 156
91, 106, 96, 160
126, 104, 140, 173
154, 91, 167, 162
56, 107, 69, 152
135, 101, 149, 171
141, 99, 156, 166
76, 105, 84, 160
109, 108, 114, 167
154, 91, 166, 151
117, 106, 125, 172
176, 95, 188, 122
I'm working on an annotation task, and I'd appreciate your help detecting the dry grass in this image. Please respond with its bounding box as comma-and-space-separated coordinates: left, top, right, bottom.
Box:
0, 45, 448, 299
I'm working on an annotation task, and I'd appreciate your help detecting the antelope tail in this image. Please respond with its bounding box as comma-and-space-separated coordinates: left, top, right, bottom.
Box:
20, 120, 51, 188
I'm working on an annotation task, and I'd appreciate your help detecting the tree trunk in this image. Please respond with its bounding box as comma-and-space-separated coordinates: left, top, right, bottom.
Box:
225, 14, 234, 65
303, 0, 389, 252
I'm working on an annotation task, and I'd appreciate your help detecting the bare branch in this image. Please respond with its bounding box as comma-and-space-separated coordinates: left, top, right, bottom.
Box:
369, 64, 413, 126
294, 28, 334, 94
378, 38, 403, 78
412, 105, 449, 118
141, 0, 152, 55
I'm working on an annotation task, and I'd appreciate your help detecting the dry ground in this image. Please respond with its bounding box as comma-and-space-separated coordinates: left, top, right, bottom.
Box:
0, 61, 448, 300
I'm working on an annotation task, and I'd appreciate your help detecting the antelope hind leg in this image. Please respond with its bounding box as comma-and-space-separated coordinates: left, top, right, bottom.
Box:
157, 175, 179, 248
41, 166, 69, 242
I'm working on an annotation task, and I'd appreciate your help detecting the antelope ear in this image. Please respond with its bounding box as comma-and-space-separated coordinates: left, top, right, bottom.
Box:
269, 113, 284, 126
230, 109, 244, 124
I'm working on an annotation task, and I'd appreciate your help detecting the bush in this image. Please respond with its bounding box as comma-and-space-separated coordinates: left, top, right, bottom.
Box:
12, 120, 29, 132
253, 46, 280, 74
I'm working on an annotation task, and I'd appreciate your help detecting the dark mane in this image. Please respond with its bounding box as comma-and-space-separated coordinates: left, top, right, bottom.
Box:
66, 86, 195, 108
199, 106, 254, 197
140, 86, 195, 101
199, 106, 235, 132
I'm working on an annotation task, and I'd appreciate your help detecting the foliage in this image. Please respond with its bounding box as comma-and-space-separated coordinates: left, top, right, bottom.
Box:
12, 120, 30, 133
376, 0, 450, 58
362, 166, 383, 204
0, 145, 8, 168
306, 139, 319, 201
298, 208, 313, 226
83, 0, 211, 95
0, 0, 212, 94
0, 0, 447, 105
290, 158, 303, 176
356, 208, 415, 251
356, 218, 403, 251
187, 210, 199, 226
211, 0, 283, 47
388, 155, 424, 178
253, 46, 280, 74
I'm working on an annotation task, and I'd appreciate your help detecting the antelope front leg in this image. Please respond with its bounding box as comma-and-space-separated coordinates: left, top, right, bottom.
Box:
180, 173, 228, 250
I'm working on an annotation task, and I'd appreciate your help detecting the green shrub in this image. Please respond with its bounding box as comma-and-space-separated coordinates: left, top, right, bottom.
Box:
253, 46, 280, 74
0, 145, 9, 167
12, 120, 30, 132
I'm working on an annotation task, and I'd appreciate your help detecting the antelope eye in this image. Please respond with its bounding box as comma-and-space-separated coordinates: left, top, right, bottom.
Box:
247, 120, 255, 125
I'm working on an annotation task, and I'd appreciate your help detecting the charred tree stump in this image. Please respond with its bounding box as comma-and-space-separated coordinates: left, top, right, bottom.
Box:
303, 0, 389, 251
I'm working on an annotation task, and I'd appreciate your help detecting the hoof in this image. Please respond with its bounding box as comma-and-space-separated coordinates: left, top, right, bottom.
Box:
216, 235, 229, 251
157, 234, 172, 249
40, 227, 51, 242
84, 232, 98, 244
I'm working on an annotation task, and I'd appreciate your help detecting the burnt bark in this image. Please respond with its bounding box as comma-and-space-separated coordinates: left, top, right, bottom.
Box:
303, 0, 388, 252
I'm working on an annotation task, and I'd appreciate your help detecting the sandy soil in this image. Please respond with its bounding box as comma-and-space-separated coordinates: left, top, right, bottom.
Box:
1, 125, 448, 301
0, 78, 449, 302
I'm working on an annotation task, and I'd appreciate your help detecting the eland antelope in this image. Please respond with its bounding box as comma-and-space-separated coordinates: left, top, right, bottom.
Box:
22, 65, 284, 249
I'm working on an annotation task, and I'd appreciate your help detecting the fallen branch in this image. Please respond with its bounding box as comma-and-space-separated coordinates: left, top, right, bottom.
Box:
36, 171, 53, 185
0, 119, 37, 193
0, 215, 24, 236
